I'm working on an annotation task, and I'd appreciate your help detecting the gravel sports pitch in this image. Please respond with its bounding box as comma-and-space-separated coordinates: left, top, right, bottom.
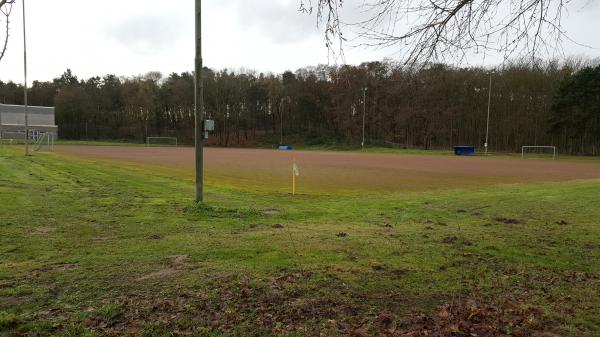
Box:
55, 146, 600, 194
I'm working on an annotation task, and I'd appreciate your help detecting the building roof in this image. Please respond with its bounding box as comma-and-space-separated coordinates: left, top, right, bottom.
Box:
0, 103, 56, 115
0, 103, 57, 129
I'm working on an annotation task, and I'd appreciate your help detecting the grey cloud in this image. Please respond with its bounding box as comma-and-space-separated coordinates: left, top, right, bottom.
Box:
107, 14, 185, 54
232, 0, 320, 44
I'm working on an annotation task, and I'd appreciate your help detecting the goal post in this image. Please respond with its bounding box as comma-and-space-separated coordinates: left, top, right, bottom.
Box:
33, 132, 55, 152
146, 137, 178, 147
521, 146, 557, 160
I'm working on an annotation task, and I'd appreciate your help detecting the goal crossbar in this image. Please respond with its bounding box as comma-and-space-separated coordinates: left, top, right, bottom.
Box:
146, 137, 178, 147
521, 146, 557, 160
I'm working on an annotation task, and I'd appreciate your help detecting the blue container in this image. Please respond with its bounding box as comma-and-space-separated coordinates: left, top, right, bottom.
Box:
454, 146, 476, 156
278, 145, 293, 151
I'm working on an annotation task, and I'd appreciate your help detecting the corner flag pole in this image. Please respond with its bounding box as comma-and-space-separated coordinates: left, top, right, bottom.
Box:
292, 154, 296, 196
292, 153, 300, 196
194, 0, 204, 202
22, 0, 29, 156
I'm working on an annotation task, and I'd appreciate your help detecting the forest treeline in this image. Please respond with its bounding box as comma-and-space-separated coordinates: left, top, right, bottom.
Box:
1, 59, 599, 155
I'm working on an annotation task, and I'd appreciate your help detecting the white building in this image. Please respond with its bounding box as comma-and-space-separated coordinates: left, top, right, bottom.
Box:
0, 103, 58, 140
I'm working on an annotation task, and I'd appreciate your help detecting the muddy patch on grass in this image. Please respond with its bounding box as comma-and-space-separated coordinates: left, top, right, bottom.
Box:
43, 263, 79, 272
494, 217, 524, 225
441, 236, 473, 246
583, 242, 600, 249
31, 263, 80, 277
165, 255, 189, 265
137, 256, 190, 281
136, 268, 178, 281
51, 263, 79, 271
0, 295, 31, 307
33, 226, 56, 235
92, 236, 110, 242
262, 209, 282, 216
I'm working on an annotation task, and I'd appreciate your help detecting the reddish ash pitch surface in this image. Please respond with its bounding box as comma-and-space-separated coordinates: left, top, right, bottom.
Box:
56, 146, 600, 194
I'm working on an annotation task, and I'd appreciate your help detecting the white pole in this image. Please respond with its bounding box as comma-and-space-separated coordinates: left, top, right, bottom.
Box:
485, 73, 492, 154
22, 0, 29, 156
361, 87, 367, 150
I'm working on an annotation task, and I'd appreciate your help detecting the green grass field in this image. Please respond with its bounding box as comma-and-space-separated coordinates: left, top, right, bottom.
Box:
1, 146, 599, 336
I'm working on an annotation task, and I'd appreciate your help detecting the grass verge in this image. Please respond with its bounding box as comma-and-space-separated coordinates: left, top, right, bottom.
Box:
0, 146, 598, 336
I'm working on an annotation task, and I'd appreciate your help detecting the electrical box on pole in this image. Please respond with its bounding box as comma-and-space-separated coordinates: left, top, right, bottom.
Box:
204, 119, 215, 140
204, 119, 215, 131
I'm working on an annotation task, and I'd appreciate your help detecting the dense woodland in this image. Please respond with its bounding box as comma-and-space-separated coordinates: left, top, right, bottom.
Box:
1, 59, 599, 155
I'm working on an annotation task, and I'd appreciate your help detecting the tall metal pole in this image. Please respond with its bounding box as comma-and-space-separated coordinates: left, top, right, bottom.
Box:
485, 73, 492, 154
22, 0, 29, 156
194, 0, 204, 202
361, 88, 367, 150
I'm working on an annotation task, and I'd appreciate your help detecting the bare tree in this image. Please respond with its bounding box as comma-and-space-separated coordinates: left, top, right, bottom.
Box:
302, 0, 584, 65
0, 0, 15, 62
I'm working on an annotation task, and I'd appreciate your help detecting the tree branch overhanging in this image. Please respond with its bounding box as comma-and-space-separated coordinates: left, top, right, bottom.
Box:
304, 0, 577, 66
0, 0, 15, 63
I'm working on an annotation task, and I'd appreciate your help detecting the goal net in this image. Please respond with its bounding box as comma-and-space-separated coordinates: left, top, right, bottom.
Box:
33, 132, 56, 152
0, 130, 56, 149
521, 146, 557, 160
146, 137, 178, 147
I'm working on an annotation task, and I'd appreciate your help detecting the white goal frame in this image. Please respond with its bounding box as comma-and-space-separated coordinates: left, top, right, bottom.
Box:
521, 146, 557, 160
33, 132, 56, 152
146, 137, 178, 147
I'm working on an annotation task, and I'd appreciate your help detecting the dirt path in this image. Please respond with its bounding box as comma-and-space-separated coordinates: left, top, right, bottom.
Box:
55, 146, 600, 194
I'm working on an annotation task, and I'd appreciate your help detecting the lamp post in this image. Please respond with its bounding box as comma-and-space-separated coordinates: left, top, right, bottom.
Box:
361, 87, 367, 150
280, 98, 284, 145
484, 72, 493, 154
22, 0, 29, 156
194, 0, 204, 202
279, 96, 290, 145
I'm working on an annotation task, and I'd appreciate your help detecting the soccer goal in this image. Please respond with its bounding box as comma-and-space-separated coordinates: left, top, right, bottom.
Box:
33, 132, 56, 152
146, 137, 178, 147
521, 146, 557, 160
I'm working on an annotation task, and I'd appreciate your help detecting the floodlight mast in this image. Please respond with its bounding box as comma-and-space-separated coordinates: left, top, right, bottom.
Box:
484, 72, 493, 154
22, 0, 29, 156
194, 0, 204, 202
361, 87, 367, 150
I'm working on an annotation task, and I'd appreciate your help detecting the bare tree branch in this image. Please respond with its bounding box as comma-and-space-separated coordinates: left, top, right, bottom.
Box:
304, 0, 583, 66
0, 0, 15, 63
299, 0, 347, 63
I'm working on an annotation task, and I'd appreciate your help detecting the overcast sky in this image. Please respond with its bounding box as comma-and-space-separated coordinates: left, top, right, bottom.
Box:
1, 0, 599, 83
